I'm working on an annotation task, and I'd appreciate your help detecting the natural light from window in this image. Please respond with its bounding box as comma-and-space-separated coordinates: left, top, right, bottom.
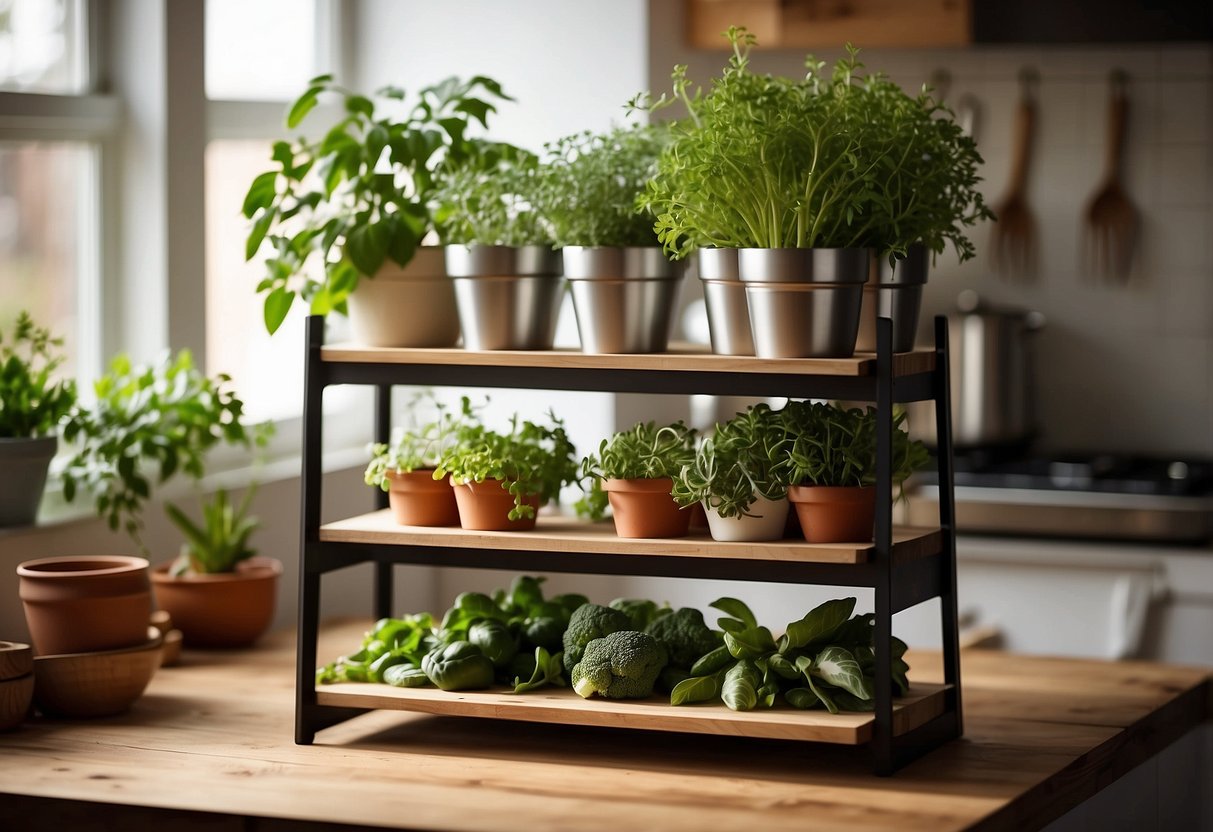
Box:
205, 0, 318, 101
0, 0, 86, 94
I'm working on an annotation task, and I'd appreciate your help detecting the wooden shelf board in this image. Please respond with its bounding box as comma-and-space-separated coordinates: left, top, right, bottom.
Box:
316, 681, 949, 745
320, 342, 935, 378
319, 511, 943, 565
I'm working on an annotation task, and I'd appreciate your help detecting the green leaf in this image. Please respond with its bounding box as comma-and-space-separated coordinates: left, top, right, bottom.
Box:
241, 171, 278, 218
723, 626, 776, 660
246, 210, 275, 261
670, 674, 721, 706
346, 223, 389, 276
710, 597, 757, 629
778, 598, 856, 653
785, 687, 819, 710
812, 646, 872, 700
720, 660, 760, 712
806, 673, 839, 714
345, 95, 374, 118
286, 86, 322, 129
263, 287, 294, 335
454, 97, 494, 129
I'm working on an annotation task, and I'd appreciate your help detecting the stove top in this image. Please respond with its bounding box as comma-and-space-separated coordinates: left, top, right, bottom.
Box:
910, 453, 1213, 543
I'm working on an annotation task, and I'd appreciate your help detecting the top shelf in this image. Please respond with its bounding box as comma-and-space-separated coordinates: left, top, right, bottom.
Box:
321, 343, 935, 378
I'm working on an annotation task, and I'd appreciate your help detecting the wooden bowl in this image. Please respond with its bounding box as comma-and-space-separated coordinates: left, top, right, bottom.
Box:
33, 627, 163, 718
0, 641, 33, 681
0, 674, 34, 730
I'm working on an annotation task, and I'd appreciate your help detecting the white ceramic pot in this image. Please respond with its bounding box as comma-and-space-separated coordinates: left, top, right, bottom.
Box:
703, 495, 789, 542
346, 247, 460, 347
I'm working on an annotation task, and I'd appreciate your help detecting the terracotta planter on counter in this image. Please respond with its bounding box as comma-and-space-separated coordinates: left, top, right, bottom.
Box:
602, 478, 691, 539
152, 557, 282, 648
787, 485, 876, 543
17, 556, 151, 656
385, 470, 460, 527
452, 479, 541, 531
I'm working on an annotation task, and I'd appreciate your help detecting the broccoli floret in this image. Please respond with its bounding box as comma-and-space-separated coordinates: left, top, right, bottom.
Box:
571, 631, 668, 700
645, 607, 723, 670
561, 603, 631, 674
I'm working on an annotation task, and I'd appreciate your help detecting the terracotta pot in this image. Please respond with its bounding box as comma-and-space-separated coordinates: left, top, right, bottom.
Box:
452, 479, 540, 531
346, 247, 460, 347
17, 556, 152, 656
704, 495, 790, 542
787, 486, 876, 543
385, 470, 460, 526
151, 557, 282, 648
602, 478, 691, 539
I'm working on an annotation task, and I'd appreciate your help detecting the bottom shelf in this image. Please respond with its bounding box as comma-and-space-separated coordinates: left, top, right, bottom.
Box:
315, 681, 949, 745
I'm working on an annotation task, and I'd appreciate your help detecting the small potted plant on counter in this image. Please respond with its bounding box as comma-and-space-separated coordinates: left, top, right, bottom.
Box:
154, 487, 281, 648
364, 395, 479, 527
578, 420, 698, 538
780, 401, 927, 543
244, 73, 513, 346
434, 410, 577, 531
0, 312, 76, 527
435, 146, 563, 351
672, 404, 791, 542
535, 123, 681, 354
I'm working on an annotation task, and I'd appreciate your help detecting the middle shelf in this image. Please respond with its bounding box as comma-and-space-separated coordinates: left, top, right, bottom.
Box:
320, 511, 943, 566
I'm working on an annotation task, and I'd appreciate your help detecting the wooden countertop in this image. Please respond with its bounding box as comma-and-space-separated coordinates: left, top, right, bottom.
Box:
0, 620, 1208, 832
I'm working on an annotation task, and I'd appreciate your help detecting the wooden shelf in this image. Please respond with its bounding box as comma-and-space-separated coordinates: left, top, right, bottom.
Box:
320, 511, 943, 566
320, 342, 935, 379
316, 681, 949, 745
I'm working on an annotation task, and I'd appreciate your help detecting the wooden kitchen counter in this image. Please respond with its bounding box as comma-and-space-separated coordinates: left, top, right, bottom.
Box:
0, 620, 1208, 832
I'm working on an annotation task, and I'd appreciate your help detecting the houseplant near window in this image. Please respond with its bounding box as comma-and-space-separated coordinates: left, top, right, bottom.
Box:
780, 401, 927, 543
435, 145, 563, 351
535, 124, 682, 354
0, 312, 76, 527
243, 73, 513, 346
152, 487, 281, 648
365, 395, 478, 527
579, 420, 697, 538
434, 410, 577, 531
672, 404, 792, 542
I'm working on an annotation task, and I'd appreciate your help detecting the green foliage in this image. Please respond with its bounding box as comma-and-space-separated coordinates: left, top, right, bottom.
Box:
510, 646, 566, 694
422, 640, 496, 691
60, 350, 270, 552
671, 403, 790, 519
571, 630, 668, 700
0, 311, 76, 438
637, 27, 990, 260
561, 603, 632, 674
644, 607, 723, 670
364, 395, 480, 490
164, 487, 259, 575
535, 123, 668, 248
780, 400, 928, 489
432, 142, 549, 245
577, 420, 697, 519
434, 409, 578, 520
243, 73, 514, 332
609, 597, 672, 631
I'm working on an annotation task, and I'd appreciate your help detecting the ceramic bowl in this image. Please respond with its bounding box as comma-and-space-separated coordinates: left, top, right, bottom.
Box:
33, 627, 163, 718
0, 641, 34, 681
0, 674, 34, 730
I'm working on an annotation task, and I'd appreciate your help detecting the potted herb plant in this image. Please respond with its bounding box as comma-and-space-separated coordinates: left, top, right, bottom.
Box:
579, 420, 698, 538
672, 404, 791, 542
0, 312, 76, 527
780, 401, 927, 543
365, 396, 479, 527
243, 73, 512, 347
435, 145, 563, 351
535, 124, 682, 354
152, 487, 281, 648
434, 410, 577, 531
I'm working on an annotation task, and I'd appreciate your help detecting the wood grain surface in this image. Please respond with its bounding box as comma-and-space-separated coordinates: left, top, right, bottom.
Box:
320, 511, 943, 565
0, 620, 1207, 832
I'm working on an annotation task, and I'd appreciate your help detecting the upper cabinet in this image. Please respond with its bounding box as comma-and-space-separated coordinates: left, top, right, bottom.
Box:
685, 0, 1211, 49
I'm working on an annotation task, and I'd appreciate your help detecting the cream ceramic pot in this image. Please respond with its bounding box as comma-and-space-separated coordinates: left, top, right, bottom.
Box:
346, 247, 460, 347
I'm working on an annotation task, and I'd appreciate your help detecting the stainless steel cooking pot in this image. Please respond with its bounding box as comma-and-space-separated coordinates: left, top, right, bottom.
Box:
912, 291, 1045, 448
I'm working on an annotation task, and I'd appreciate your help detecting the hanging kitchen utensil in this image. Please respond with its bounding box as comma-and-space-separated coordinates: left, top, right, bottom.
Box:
1083, 69, 1138, 283
990, 69, 1039, 281
956, 93, 980, 141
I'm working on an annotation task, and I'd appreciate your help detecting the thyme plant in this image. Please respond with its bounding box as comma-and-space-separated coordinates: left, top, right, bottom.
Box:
577, 420, 698, 519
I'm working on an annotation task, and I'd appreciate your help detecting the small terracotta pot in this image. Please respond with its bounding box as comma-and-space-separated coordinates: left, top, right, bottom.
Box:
452, 479, 541, 531
385, 470, 460, 526
602, 478, 691, 539
151, 557, 282, 648
787, 485, 877, 543
17, 556, 152, 656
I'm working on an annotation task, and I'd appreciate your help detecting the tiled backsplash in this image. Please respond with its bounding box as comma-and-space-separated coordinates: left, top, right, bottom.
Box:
654, 27, 1213, 456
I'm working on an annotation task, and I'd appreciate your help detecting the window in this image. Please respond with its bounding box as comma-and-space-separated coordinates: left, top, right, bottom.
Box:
0, 0, 87, 95
205, 0, 322, 102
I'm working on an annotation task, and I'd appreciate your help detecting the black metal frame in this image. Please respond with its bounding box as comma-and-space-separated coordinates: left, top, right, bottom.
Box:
294, 314, 962, 776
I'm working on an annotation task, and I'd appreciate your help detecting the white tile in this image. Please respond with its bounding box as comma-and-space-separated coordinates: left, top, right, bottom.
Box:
978, 47, 1047, 81
1152, 143, 1211, 207
1037, 80, 1085, 147
1039, 47, 1159, 81
1081, 75, 1159, 153
1155, 79, 1212, 144
1157, 270, 1212, 338
1157, 45, 1213, 79
1146, 208, 1212, 272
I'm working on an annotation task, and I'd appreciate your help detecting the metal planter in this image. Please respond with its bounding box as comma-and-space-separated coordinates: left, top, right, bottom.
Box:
563, 246, 683, 354
855, 244, 929, 353
737, 248, 870, 358
444, 245, 564, 351
697, 248, 753, 356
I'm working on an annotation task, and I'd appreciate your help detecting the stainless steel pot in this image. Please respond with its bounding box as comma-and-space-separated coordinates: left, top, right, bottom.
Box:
697, 248, 753, 356
563, 246, 682, 354
855, 245, 928, 354
444, 245, 564, 351
913, 291, 1045, 448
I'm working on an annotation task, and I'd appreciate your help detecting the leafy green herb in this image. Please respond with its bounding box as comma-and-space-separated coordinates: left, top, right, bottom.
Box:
365, 395, 482, 489
243, 74, 514, 332
780, 400, 928, 490
432, 143, 550, 246
511, 646, 566, 694
577, 420, 697, 519
0, 312, 76, 438
164, 487, 259, 575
